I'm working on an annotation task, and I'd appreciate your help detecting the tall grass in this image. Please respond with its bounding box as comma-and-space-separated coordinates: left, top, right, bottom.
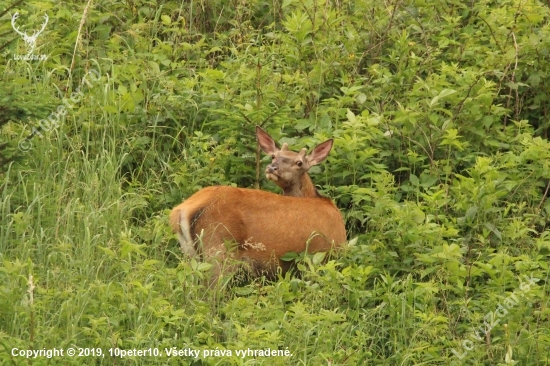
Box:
2, 0, 550, 364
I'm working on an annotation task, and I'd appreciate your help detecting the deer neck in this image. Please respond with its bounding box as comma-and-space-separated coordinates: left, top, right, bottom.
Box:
283, 174, 319, 197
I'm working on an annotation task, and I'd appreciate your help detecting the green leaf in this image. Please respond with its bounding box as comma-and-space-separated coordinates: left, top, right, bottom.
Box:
118, 85, 127, 95
346, 109, 356, 123
197, 262, 213, 272
281, 252, 299, 262
312, 252, 326, 264
148, 61, 160, 75
465, 206, 478, 221
484, 223, 502, 240
98, 246, 116, 259
429, 89, 456, 107
103, 105, 118, 113
233, 286, 254, 295
282, 0, 293, 8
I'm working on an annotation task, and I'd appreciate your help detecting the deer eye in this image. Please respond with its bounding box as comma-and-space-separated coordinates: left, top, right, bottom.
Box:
271, 155, 275, 159
296, 161, 303, 167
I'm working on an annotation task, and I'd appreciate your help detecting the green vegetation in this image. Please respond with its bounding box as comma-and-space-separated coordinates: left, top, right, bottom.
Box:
1, 0, 550, 364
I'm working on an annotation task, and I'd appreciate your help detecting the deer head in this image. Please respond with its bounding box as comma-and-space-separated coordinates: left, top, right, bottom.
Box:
256, 126, 334, 197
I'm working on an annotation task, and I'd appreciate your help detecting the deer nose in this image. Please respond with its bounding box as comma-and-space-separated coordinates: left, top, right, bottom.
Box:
266, 164, 278, 173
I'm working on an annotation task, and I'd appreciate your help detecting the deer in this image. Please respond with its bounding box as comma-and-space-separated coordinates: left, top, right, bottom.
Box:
169, 126, 346, 283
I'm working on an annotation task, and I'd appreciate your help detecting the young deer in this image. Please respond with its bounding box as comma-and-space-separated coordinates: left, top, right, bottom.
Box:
169, 126, 346, 281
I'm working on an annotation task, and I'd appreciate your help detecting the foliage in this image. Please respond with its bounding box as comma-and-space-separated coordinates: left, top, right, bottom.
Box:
1, 0, 550, 364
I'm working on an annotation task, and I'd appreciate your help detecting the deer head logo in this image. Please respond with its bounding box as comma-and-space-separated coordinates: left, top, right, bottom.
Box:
11, 12, 49, 57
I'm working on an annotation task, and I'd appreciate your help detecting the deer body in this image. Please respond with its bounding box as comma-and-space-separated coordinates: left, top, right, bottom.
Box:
170, 186, 346, 275
170, 126, 346, 280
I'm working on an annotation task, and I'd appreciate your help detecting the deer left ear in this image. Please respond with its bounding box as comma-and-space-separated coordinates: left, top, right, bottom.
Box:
256, 126, 279, 155
307, 139, 333, 166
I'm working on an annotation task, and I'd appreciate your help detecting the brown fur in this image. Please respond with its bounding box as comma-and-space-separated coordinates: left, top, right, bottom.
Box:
169, 186, 346, 278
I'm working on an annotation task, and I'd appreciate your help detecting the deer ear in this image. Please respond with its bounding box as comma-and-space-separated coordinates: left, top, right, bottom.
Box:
256, 126, 279, 155
307, 139, 333, 166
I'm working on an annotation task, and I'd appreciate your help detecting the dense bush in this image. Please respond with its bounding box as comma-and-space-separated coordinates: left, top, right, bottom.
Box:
1, 0, 549, 364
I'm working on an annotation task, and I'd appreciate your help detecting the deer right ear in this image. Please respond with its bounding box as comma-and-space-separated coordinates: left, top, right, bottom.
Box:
256, 126, 279, 155
307, 139, 334, 166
